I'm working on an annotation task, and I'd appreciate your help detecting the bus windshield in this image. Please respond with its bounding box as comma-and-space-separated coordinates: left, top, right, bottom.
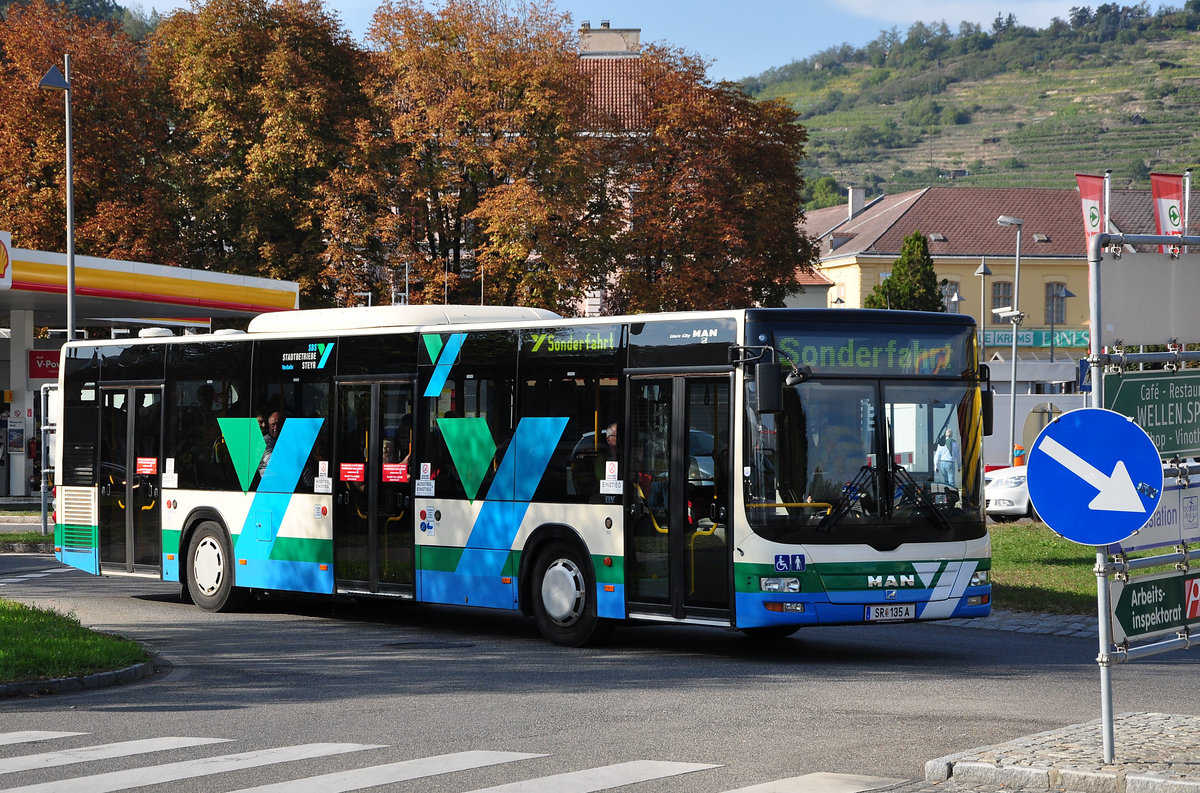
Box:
744, 377, 984, 547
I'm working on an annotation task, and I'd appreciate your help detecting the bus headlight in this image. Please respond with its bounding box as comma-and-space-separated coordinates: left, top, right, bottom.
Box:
970, 570, 989, 586
760, 577, 801, 593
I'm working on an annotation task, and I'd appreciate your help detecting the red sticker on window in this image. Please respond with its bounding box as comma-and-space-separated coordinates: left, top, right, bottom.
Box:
339, 463, 365, 482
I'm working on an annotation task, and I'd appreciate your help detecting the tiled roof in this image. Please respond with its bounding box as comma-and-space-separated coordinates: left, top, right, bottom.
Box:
796, 269, 832, 286
807, 185, 1197, 261
576, 57, 645, 130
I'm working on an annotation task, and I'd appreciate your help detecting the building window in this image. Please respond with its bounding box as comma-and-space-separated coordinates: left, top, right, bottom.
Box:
941, 281, 962, 313
1046, 282, 1068, 325
992, 281, 1013, 316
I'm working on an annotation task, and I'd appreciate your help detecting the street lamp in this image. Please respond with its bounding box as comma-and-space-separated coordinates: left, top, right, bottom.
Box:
38, 56, 75, 340
1048, 285, 1075, 363
974, 258, 991, 361
997, 215, 1024, 466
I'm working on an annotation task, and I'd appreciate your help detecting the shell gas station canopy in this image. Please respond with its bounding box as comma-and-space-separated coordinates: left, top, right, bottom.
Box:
0, 231, 299, 497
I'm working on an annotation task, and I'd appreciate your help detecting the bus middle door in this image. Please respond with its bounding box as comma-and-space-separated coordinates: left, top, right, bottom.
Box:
334, 381, 415, 597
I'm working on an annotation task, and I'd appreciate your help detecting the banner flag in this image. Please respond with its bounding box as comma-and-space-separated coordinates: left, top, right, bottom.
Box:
1076, 173, 1105, 251
1151, 172, 1184, 252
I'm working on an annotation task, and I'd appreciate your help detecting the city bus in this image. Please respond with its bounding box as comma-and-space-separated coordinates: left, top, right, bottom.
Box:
53, 305, 992, 645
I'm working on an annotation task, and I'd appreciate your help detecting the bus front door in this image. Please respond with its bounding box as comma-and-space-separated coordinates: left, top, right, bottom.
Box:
626, 375, 732, 622
98, 386, 163, 575
334, 381, 415, 597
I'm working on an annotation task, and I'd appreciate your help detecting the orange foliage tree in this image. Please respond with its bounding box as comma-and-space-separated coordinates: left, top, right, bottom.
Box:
601, 46, 817, 313
358, 0, 617, 311
148, 0, 369, 302
0, 0, 176, 261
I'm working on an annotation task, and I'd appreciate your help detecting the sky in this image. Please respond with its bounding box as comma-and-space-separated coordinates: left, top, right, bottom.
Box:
149, 1, 1076, 81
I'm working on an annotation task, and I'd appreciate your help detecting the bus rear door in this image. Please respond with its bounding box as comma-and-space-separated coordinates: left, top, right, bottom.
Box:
98, 385, 163, 575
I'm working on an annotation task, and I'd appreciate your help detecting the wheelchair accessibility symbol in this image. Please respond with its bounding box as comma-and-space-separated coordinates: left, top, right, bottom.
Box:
774, 554, 806, 572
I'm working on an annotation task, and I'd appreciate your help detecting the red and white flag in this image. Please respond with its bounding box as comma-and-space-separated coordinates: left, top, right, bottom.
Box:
1076, 173, 1105, 250
1151, 172, 1184, 252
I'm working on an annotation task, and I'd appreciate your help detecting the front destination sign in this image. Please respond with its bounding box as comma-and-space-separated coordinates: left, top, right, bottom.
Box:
1104, 369, 1200, 458
1110, 569, 1200, 643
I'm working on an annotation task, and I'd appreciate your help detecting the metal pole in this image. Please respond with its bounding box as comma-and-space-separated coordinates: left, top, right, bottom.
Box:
1089, 231, 1114, 763
64, 54, 76, 341
1009, 226, 1022, 466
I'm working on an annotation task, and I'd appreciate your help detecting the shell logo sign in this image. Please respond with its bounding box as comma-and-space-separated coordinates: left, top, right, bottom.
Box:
0, 231, 11, 290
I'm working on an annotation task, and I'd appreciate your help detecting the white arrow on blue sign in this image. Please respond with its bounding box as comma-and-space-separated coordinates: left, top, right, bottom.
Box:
1027, 407, 1163, 546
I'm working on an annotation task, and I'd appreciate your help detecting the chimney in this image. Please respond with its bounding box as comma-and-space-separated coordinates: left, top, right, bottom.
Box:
848, 187, 866, 221
578, 22, 641, 57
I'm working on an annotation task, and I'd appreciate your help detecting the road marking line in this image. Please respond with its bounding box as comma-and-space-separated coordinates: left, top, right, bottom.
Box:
720, 771, 905, 793
228, 750, 545, 793
0, 732, 86, 747
463, 760, 720, 792
0, 737, 231, 774
0, 743, 385, 793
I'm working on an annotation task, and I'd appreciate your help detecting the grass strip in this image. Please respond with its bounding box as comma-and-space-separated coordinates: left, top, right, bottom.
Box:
989, 523, 1099, 615
0, 532, 52, 544
0, 599, 150, 684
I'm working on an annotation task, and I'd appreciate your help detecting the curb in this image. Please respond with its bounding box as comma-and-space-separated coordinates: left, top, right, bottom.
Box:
0, 662, 154, 699
0, 542, 53, 554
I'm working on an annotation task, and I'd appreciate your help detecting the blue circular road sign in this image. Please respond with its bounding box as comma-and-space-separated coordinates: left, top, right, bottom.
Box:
1026, 407, 1163, 546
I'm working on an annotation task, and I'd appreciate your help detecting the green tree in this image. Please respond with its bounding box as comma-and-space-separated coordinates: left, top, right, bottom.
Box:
863, 230, 945, 311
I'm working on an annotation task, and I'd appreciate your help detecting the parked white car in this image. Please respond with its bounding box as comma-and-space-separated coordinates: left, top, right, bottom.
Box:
984, 466, 1036, 522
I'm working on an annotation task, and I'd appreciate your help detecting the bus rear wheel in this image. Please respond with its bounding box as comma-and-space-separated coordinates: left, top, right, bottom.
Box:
186, 522, 247, 612
532, 541, 609, 647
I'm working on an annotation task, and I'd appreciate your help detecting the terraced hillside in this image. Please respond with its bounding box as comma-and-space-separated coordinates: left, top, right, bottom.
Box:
746, 14, 1200, 196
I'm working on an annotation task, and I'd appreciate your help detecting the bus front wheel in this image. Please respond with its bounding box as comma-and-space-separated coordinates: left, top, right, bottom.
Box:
532, 541, 609, 647
186, 522, 247, 612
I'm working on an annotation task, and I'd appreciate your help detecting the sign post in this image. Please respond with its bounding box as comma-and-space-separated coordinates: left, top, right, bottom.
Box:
1027, 407, 1164, 764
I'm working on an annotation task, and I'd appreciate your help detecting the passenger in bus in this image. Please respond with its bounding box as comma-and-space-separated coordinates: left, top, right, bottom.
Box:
258, 409, 282, 474
934, 428, 961, 487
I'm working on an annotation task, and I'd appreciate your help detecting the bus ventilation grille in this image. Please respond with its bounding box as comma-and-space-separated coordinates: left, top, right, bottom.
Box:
58, 486, 98, 549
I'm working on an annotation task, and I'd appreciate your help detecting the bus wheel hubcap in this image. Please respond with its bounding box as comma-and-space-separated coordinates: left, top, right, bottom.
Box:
193, 537, 224, 596
541, 559, 585, 624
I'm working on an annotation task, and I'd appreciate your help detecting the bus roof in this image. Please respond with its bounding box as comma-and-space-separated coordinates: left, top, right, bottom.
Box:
246, 305, 560, 334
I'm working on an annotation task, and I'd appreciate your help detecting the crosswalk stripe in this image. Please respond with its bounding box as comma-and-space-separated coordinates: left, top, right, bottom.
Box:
1, 742, 386, 793
227, 750, 546, 793
0, 737, 232, 775
720, 772, 906, 793
463, 760, 721, 792
0, 733, 86, 747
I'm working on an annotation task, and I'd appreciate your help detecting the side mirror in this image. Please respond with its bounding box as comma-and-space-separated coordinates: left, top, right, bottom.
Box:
755, 360, 782, 414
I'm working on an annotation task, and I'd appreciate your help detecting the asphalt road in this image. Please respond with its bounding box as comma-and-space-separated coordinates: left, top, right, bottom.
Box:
2, 554, 1199, 793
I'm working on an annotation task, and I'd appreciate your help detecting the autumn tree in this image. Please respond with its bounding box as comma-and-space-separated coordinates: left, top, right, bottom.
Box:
863, 230, 946, 311
0, 0, 176, 261
149, 0, 369, 302
601, 46, 817, 313
358, 0, 612, 311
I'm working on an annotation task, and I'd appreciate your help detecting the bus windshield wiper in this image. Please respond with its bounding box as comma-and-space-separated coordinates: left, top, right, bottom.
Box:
892, 465, 951, 531
819, 465, 876, 530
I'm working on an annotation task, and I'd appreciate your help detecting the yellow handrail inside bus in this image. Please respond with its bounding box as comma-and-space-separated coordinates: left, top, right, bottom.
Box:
747, 502, 832, 514
636, 484, 669, 534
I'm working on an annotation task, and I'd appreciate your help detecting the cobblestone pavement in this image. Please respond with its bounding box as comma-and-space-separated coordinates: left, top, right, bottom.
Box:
938, 609, 1097, 639
877, 712, 1200, 793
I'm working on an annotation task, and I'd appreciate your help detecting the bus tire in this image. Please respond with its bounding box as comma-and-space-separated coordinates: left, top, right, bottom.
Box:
531, 541, 609, 647
186, 521, 247, 612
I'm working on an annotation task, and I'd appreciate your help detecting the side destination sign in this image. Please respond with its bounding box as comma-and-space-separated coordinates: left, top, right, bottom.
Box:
1110, 569, 1200, 643
1104, 369, 1200, 458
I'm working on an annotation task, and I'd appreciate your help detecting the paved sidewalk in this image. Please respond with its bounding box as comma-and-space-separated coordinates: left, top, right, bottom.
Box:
878, 712, 1200, 793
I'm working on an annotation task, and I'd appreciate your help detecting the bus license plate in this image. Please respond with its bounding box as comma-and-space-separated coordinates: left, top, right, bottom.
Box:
865, 604, 914, 622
